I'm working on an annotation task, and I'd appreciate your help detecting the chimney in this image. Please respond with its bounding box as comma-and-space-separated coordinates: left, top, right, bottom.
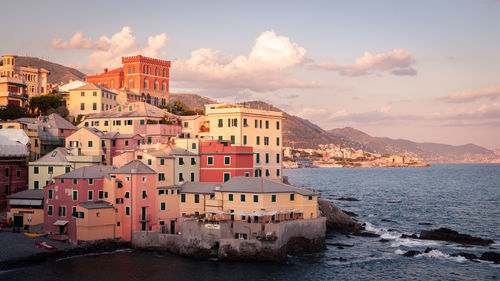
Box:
104, 68, 108, 73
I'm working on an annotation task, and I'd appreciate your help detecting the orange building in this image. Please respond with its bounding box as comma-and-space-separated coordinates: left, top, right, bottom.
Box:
86, 55, 170, 106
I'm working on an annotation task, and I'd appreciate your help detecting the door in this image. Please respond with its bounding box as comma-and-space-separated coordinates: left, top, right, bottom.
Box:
13, 214, 23, 228
141, 207, 147, 231
170, 220, 175, 234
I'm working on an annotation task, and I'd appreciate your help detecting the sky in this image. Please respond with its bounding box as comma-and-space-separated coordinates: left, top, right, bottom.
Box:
2, 0, 500, 149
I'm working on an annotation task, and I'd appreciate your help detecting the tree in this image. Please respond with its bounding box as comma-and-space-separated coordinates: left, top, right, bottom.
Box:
0, 104, 32, 121
46, 105, 69, 118
29, 94, 62, 115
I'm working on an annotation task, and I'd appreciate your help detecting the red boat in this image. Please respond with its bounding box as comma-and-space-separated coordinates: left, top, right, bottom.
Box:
35, 241, 57, 250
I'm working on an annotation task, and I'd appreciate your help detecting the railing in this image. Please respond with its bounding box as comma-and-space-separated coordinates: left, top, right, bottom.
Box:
138, 214, 152, 222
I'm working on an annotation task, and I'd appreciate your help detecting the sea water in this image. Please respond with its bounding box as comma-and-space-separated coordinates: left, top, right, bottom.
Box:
2, 164, 499, 280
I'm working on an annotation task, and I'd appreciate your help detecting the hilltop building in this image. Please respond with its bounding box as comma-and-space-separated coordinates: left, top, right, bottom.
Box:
67, 83, 118, 120
0, 76, 28, 107
86, 55, 170, 107
0, 55, 50, 98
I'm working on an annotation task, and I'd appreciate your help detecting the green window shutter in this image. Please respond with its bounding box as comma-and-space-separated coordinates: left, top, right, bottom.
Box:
230, 135, 235, 144
243, 135, 247, 145
88, 141, 93, 147
48, 190, 53, 199
241, 194, 245, 202
73, 179, 77, 185
161, 202, 166, 210
160, 159, 165, 165
140, 120, 145, 125
265, 153, 269, 163
224, 156, 230, 165
208, 157, 213, 165
229, 194, 233, 201
148, 159, 152, 165
290, 194, 295, 201
272, 195, 276, 202
34, 167, 39, 174
126, 207, 130, 216
48, 206, 53, 216
99, 191, 104, 199
65, 167, 70, 173
72, 190, 78, 201
195, 194, 199, 203
253, 195, 258, 202
181, 194, 186, 203
34, 181, 39, 189
276, 154, 280, 163
309, 196, 312, 200
224, 173, 230, 182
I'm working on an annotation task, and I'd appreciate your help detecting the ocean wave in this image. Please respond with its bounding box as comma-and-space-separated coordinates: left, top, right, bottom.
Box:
56, 248, 133, 262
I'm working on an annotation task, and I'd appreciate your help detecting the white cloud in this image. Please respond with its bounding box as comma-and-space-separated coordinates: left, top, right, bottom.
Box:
307, 49, 417, 77
172, 30, 318, 93
378, 105, 392, 113
439, 85, 500, 103
50, 27, 169, 74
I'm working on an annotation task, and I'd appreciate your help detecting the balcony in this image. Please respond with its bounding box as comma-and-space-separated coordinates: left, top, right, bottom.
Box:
138, 214, 152, 222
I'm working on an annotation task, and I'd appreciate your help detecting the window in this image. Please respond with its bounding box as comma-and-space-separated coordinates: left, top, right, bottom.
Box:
48, 205, 53, 216
88, 141, 93, 147
104, 121, 109, 126
93, 103, 97, 110
264, 137, 269, 146
255, 120, 258, 128
72, 207, 77, 218
192, 143, 197, 149
159, 190, 165, 195
272, 195, 276, 202
240, 194, 246, 202
218, 119, 223, 127
224, 156, 231, 165
276, 153, 280, 163
16, 170, 20, 178
309, 195, 313, 200
80, 103, 85, 110
125, 192, 130, 199
179, 158, 184, 165
81, 92, 85, 97
190, 173, 195, 182
73, 179, 78, 185
34, 166, 39, 174
266, 153, 269, 163
256, 136, 260, 145
148, 159, 152, 165
88, 190, 93, 201
89, 178, 93, 185
266, 169, 270, 176
207, 157, 214, 165
142, 190, 147, 199
181, 194, 186, 203
256, 153, 260, 164
260, 120, 262, 128
230, 135, 235, 144
265, 120, 269, 129
99, 191, 104, 199
191, 158, 196, 165
34, 181, 39, 189
195, 194, 199, 203
116, 120, 121, 126
253, 195, 259, 202
243, 135, 247, 145
140, 120, 145, 125
148, 137, 152, 143
142, 176, 147, 182
243, 118, 248, 127
161, 202, 166, 210
158, 173, 165, 181
290, 194, 295, 201
58, 206, 66, 217
277, 169, 280, 177
144, 78, 149, 89
179, 173, 184, 182
224, 173, 230, 182
229, 194, 233, 201
125, 206, 130, 216
218, 136, 223, 141
48, 189, 53, 199
112, 140, 116, 147
184, 122, 189, 128
276, 121, 280, 130
160, 159, 165, 165
244, 172, 250, 177
276, 137, 280, 146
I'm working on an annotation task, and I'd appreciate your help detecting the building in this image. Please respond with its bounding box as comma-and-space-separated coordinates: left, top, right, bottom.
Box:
0, 76, 28, 107
28, 147, 100, 190
79, 102, 181, 139
43, 166, 115, 243
179, 177, 318, 220
0, 129, 29, 212
57, 80, 88, 108
86, 55, 170, 106
179, 115, 208, 139
68, 83, 118, 120
7, 189, 44, 228
204, 104, 283, 180
199, 140, 254, 183
74, 201, 116, 241
0, 55, 50, 98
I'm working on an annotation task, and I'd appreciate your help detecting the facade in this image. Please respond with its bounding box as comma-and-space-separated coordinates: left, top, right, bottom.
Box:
179, 115, 208, 139
68, 83, 118, 120
179, 177, 318, 220
86, 55, 170, 106
164, 145, 200, 185
74, 201, 116, 241
0, 76, 28, 107
0, 55, 50, 98
204, 104, 283, 180
28, 147, 100, 190
7, 189, 44, 227
0, 129, 29, 212
43, 166, 115, 243
199, 140, 254, 183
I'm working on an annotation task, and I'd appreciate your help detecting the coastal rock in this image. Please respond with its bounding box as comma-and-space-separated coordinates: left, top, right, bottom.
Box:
318, 199, 361, 233
342, 210, 358, 217
480, 252, 500, 264
450, 252, 479, 261
381, 219, 397, 223
403, 250, 421, 257
379, 239, 390, 243
326, 242, 354, 247
400, 234, 419, 239
335, 197, 360, 202
331, 257, 348, 262
419, 228, 494, 246
353, 232, 380, 238
424, 247, 437, 253
419, 222, 433, 226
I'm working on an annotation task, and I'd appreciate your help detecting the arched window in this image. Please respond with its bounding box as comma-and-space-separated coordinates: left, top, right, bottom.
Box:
143, 66, 147, 73
147, 67, 150, 75
132, 67, 135, 73
162, 81, 166, 92
129, 79, 134, 88
154, 80, 159, 91
144, 78, 149, 89
155, 68, 158, 76
110, 80, 114, 88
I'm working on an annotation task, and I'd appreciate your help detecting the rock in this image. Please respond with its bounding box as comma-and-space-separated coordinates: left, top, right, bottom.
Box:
326, 242, 354, 247
342, 210, 358, 217
403, 250, 421, 257
387, 229, 402, 233
331, 257, 348, 262
335, 197, 360, 202
378, 239, 390, 243
419, 228, 494, 246
337, 246, 344, 249
419, 222, 433, 226
480, 252, 500, 264
387, 200, 402, 204
381, 219, 396, 223
353, 232, 380, 238
450, 252, 479, 261
400, 234, 419, 239
424, 247, 437, 253
318, 199, 361, 233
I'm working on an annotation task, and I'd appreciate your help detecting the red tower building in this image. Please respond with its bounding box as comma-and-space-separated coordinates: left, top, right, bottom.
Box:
86, 55, 170, 106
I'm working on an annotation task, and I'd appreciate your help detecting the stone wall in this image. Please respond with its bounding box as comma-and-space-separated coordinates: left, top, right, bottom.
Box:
131, 217, 326, 261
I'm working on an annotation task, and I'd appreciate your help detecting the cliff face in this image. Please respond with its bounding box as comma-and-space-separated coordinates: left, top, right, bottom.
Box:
318, 199, 361, 233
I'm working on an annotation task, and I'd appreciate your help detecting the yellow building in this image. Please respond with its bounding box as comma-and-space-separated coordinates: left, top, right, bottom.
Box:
0, 76, 28, 107
204, 104, 283, 180
68, 83, 118, 121
179, 177, 318, 220
74, 201, 117, 241
7, 189, 45, 227
0, 55, 50, 98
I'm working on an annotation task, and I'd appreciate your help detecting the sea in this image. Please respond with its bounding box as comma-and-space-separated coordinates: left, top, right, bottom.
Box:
1, 164, 499, 280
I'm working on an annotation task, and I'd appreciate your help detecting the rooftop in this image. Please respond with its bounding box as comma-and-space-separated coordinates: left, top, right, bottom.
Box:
85, 102, 170, 119
164, 145, 197, 156
112, 160, 156, 175
78, 201, 114, 210
8, 189, 44, 200
55, 166, 115, 179
31, 147, 68, 163
71, 83, 117, 94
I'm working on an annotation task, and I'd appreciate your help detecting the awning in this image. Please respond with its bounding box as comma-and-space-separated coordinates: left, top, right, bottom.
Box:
53, 220, 69, 226
9, 199, 43, 206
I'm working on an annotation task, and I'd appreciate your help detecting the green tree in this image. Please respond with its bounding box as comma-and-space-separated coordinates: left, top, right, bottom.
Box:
0, 104, 32, 121
29, 93, 62, 115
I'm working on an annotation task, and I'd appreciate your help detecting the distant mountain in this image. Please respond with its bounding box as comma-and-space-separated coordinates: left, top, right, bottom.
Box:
15, 56, 86, 84
329, 127, 498, 163
169, 93, 217, 110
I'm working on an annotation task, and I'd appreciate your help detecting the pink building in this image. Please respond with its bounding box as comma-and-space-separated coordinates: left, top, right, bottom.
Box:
43, 166, 115, 243
108, 160, 158, 241
199, 140, 254, 183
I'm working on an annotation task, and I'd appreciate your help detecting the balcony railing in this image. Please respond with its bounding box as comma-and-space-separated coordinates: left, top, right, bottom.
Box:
139, 214, 152, 222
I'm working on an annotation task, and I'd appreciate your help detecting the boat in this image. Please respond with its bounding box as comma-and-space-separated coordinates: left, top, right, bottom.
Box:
35, 241, 57, 250
24, 232, 41, 237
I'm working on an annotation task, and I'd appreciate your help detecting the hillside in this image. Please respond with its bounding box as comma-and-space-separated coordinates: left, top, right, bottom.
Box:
169, 93, 217, 110
329, 127, 497, 163
15, 56, 86, 84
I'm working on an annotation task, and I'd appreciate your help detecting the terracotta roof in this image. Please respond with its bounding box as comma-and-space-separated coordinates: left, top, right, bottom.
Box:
111, 160, 156, 174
